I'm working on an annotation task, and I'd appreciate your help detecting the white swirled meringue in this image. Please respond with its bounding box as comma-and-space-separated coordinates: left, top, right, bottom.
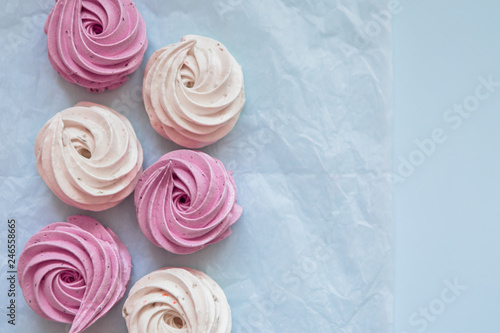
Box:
35, 102, 143, 211
143, 35, 245, 148
123, 267, 231, 333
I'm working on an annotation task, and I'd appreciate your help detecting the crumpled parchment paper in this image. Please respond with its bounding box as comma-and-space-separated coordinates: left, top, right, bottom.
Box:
0, 0, 392, 332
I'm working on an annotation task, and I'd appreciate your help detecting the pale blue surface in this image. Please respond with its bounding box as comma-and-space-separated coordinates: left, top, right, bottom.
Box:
394, 1, 500, 332
0, 1, 392, 333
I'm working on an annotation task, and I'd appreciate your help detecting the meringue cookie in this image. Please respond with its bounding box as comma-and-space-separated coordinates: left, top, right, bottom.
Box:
143, 35, 245, 148
135, 150, 242, 254
18, 215, 132, 333
35, 102, 143, 211
44, 0, 148, 92
123, 267, 231, 333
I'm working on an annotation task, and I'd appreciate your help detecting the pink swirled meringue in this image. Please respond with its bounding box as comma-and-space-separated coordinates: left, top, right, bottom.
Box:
134, 150, 242, 254
143, 35, 245, 148
123, 267, 231, 333
44, 0, 148, 92
35, 102, 143, 211
18, 215, 132, 333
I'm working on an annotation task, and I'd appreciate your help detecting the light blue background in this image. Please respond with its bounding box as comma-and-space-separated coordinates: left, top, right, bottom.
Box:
394, 1, 500, 332
6, 0, 498, 332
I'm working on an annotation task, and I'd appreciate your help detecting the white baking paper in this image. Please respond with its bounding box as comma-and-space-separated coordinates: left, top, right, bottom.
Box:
0, 0, 392, 332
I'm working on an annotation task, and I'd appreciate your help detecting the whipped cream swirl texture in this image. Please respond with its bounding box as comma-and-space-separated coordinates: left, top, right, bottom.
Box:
123, 267, 231, 333
135, 150, 242, 254
143, 35, 245, 148
18, 215, 132, 333
44, 0, 148, 92
35, 102, 143, 211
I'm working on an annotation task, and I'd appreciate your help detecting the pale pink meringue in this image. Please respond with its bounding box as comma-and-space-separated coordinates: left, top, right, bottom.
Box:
143, 35, 245, 148
35, 102, 143, 211
123, 267, 231, 333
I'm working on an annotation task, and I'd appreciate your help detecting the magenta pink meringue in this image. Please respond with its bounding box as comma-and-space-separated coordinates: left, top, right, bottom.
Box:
44, 0, 148, 92
135, 150, 242, 254
18, 215, 132, 333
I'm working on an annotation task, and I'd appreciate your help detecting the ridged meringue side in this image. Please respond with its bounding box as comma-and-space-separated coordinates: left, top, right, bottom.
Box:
143, 35, 245, 148
35, 102, 143, 211
123, 267, 231, 333
18, 215, 132, 333
134, 150, 242, 254
45, 0, 148, 92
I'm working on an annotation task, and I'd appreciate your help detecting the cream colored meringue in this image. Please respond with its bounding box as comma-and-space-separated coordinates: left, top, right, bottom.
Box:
123, 267, 231, 333
143, 35, 245, 148
34, 102, 143, 211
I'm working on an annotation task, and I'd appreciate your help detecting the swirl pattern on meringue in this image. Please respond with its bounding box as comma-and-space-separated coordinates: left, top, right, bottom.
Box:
135, 150, 242, 254
44, 0, 148, 92
18, 215, 132, 333
35, 102, 143, 211
123, 267, 231, 333
143, 35, 245, 148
